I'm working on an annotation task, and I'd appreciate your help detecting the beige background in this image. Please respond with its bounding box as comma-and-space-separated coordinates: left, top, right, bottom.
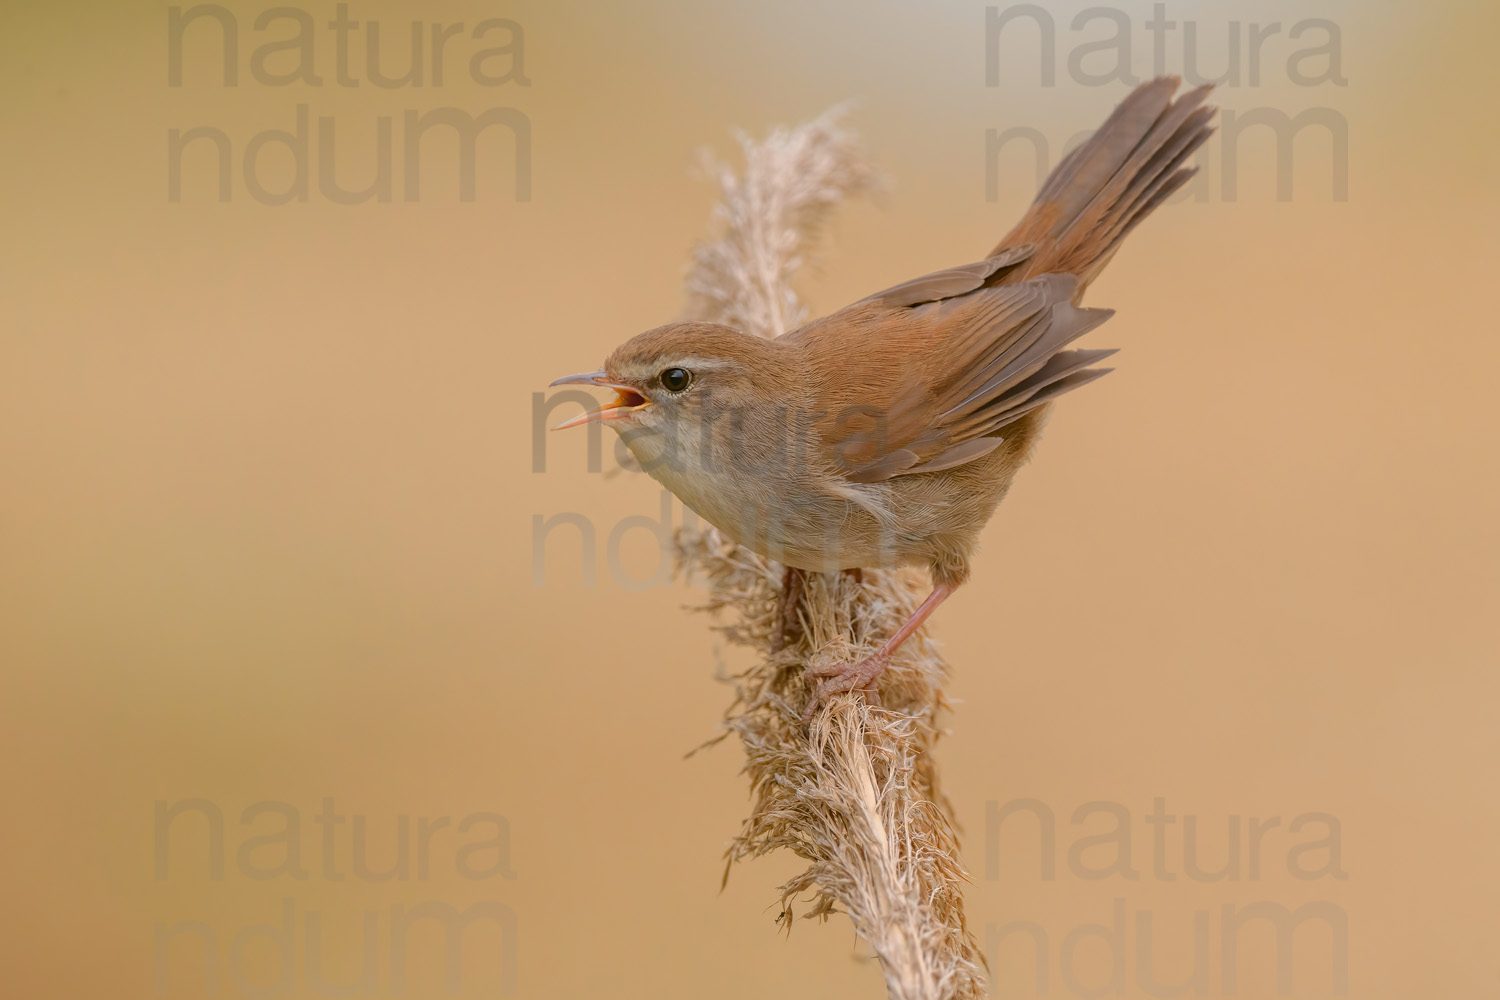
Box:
3, 0, 1497, 997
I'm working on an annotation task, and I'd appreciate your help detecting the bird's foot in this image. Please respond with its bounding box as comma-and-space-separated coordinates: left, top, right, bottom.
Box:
802, 651, 891, 722
771, 566, 806, 654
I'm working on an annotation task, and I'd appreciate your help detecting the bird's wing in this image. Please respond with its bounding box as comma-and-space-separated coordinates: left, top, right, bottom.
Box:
851, 243, 1036, 308
799, 269, 1115, 484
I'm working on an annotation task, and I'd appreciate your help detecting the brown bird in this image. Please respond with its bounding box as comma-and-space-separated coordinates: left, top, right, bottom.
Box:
553, 78, 1215, 717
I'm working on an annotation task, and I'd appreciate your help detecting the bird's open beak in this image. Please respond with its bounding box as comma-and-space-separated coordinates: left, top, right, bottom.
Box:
548, 370, 652, 429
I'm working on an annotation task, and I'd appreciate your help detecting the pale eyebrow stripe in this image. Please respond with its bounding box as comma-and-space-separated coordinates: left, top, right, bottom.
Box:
670, 357, 739, 371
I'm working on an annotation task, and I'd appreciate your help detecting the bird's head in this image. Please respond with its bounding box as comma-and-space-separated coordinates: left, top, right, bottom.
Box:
550, 321, 789, 436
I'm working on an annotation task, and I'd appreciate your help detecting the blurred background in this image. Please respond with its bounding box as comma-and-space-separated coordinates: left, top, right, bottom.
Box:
3, 0, 1497, 996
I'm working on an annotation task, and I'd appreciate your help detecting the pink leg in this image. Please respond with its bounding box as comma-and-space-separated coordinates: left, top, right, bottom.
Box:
771, 566, 806, 653
804, 583, 955, 719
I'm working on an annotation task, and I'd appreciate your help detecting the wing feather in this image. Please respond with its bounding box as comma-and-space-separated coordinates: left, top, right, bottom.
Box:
854, 244, 1035, 309
807, 267, 1116, 483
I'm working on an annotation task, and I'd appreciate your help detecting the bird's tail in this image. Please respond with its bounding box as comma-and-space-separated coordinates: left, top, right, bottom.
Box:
998, 77, 1216, 289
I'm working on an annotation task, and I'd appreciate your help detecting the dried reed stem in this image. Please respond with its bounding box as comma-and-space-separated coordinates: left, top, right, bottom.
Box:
678, 109, 987, 1000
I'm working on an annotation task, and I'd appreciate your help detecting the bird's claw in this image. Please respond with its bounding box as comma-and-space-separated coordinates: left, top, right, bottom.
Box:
802, 653, 890, 722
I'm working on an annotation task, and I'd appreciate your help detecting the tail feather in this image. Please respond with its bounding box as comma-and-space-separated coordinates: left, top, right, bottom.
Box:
996, 78, 1216, 287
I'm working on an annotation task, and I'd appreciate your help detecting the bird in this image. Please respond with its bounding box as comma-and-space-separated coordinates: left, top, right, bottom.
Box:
551, 78, 1216, 718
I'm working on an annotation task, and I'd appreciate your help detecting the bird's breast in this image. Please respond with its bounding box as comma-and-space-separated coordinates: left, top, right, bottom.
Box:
614, 417, 911, 573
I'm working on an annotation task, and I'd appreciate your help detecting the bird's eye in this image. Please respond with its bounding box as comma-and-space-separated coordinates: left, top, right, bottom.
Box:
659, 367, 692, 393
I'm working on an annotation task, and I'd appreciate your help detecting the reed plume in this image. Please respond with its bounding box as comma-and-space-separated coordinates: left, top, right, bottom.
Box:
679, 108, 988, 1000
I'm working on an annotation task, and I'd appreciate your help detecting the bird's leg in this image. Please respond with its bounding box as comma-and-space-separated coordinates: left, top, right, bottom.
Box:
771, 566, 806, 653
804, 582, 955, 719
